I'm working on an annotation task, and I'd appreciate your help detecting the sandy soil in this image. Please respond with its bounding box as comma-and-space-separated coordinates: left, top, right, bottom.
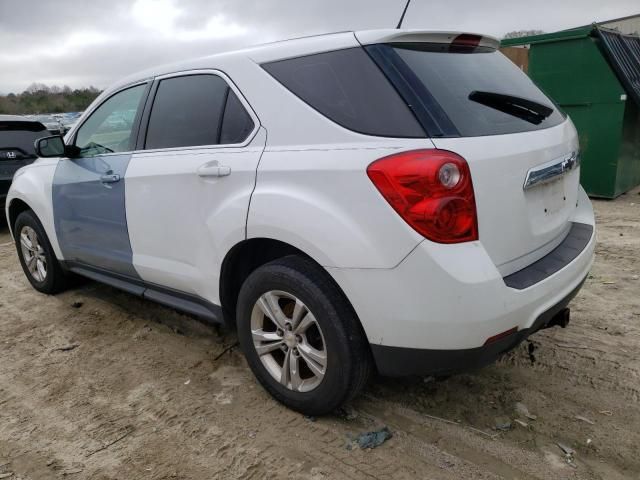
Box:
0, 187, 639, 480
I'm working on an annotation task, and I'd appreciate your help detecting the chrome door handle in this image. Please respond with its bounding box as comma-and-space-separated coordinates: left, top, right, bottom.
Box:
197, 163, 231, 177
100, 173, 121, 183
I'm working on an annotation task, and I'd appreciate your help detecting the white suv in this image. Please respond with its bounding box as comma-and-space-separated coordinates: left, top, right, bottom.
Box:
6, 30, 595, 415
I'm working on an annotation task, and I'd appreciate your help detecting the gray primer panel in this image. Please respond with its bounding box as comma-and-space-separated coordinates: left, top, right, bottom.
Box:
52, 154, 140, 279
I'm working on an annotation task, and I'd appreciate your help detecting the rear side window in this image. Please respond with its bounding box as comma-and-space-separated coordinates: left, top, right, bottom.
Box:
220, 90, 255, 144
145, 74, 254, 150
0, 121, 48, 158
262, 48, 425, 138
371, 44, 565, 137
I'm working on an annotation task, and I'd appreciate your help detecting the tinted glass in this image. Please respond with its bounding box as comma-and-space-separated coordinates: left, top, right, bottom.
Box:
145, 75, 229, 150
0, 121, 48, 158
390, 45, 565, 137
76, 84, 147, 157
263, 47, 425, 138
220, 90, 254, 144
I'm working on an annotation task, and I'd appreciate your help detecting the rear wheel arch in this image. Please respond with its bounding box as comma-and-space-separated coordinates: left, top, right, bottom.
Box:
219, 238, 368, 341
220, 238, 309, 325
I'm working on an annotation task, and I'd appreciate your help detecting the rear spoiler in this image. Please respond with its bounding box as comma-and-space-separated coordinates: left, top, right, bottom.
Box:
355, 30, 500, 51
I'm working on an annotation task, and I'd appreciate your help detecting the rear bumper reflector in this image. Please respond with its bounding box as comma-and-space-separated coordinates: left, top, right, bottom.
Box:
483, 327, 518, 346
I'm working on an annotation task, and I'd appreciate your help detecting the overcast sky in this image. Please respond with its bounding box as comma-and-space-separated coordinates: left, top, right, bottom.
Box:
0, 0, 637, 94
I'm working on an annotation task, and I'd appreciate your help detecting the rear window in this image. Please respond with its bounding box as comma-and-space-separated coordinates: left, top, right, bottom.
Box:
371, 44, 565, 137
0, 121, 48, 158
262, 48, 425, 138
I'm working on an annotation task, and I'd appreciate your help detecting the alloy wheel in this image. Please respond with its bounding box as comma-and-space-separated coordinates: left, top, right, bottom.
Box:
19, 226, 47, 282
251, 290, 327, 392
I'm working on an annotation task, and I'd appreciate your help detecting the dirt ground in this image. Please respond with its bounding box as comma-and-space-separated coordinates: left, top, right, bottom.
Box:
0, 188, 639, 480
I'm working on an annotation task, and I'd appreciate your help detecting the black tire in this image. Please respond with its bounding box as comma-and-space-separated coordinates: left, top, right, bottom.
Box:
236, 255, 372, 415
14, 210, 69, 294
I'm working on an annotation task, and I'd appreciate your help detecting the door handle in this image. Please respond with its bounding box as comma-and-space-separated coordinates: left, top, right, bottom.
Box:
197, 162, 231, 178
100, 173, 121, 184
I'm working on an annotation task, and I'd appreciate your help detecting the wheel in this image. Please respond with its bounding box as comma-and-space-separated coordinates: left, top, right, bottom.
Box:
236, 255, 372, 415
14, 210, 69, 294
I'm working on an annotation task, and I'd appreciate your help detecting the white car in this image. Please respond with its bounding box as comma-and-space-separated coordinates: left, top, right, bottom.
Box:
6, 29, 595, 415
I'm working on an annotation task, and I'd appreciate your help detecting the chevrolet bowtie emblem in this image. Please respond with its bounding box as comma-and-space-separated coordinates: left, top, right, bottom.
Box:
523, 152, 580, 190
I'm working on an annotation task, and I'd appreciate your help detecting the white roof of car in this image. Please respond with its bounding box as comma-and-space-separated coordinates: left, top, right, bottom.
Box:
106, 29, 499, 95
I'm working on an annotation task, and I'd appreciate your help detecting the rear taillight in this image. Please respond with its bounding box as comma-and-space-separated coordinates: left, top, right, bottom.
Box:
367, 149, 478, 244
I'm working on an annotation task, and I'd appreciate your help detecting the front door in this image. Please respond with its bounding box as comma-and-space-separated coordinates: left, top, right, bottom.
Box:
52, 83, 149, 277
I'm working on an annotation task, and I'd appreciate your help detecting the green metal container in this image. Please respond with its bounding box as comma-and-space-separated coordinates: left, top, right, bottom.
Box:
502, 28, 640, 198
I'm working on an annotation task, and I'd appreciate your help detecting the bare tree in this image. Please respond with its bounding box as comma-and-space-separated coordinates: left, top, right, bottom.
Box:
25, 83, 50, 94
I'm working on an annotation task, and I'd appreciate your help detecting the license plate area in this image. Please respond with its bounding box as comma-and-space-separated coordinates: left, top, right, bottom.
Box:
541, 177, 566, 215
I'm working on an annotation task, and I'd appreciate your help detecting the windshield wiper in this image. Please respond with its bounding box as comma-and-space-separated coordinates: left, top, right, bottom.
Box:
469, 91, 554, 125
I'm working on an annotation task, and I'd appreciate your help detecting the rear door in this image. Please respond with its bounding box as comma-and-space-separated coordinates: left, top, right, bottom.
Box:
52, 83, 149, 277
125, 71, 264, 303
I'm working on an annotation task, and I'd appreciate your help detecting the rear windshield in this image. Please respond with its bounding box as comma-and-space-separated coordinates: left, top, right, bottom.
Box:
262, 47, 425, 138
370, 44, 565, 137
0, 122, 48, 157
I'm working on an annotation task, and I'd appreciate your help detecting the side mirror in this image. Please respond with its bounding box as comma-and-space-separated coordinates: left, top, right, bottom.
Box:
34, 135, 80, 158
35, 135, 65, 158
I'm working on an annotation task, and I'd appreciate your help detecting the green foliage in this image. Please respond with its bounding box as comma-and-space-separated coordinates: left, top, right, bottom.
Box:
0, 83, 102, 115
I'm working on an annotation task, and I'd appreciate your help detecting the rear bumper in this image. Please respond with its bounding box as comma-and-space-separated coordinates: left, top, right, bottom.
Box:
327, 186, 595, 376
370, 276, 585, 376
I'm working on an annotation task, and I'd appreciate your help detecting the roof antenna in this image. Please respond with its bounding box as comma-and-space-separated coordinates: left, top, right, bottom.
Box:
396, 0, 411, 29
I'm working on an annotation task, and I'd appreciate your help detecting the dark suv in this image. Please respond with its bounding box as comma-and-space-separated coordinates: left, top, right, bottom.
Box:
0, 115, 47, 209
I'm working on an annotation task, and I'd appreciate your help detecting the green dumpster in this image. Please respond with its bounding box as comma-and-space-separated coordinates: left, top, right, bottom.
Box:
502, 26, 640, 198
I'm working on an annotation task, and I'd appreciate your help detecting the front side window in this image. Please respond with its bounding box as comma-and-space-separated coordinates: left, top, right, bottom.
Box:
145, 74, 254, 150
75, 84, 147, 157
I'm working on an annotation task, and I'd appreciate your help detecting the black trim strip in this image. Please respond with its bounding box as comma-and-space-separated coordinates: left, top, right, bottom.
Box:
69, 265, 145, 296
216, 86, 231, 144
503, 222, 593, 290
365, 44, 459, 138
144, 288, 222, 323
64, 261, 223, 324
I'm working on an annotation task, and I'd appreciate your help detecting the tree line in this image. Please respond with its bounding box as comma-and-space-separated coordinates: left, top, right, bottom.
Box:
0, 83, 102, 115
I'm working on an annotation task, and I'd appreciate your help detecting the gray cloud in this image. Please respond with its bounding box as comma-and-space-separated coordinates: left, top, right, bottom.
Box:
0, 0, 637, 93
